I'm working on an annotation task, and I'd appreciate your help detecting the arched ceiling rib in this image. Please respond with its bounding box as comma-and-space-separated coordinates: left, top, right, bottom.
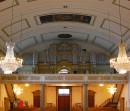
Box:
0, 0, 130, 56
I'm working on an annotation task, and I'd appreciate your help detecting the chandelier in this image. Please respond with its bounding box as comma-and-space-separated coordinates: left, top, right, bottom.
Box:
108, 85, 117, 95
110, 41, 130, 74
13, 85, 23, 95
109, 0, 130, 74
0, 0, 23, 74
0, 42, 23, 74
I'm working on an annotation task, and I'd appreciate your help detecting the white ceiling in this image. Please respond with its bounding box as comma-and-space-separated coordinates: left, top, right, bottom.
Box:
0, 0, 130, 56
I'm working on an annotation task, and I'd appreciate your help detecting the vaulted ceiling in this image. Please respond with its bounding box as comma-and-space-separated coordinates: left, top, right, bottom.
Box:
0, 0, 130, 56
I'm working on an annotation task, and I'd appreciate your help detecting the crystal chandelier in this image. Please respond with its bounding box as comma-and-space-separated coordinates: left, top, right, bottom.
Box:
13, 85, 23, 95
109, 0, 130, 74
110, 41, 130, 74
0, 0, 23, 74
108, 85, 117, 94
0, 42, 23, 74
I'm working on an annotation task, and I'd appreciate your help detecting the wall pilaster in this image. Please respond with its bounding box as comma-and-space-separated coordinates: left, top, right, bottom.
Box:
40, 84, 46, 111
83, 84, 88, 111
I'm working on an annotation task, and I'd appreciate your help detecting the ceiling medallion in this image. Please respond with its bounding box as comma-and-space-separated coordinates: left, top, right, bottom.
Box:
58, 34, 72, 38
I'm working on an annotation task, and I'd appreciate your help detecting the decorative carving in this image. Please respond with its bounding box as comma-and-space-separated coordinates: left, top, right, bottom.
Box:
65, 76, 84, 80
88, 76, 99, 80
0, 74, 128, 84
18, 76, 29, 80
45, 76, 63, 80
2, 75, 17, 80
31, 76, 40, 80
100, 76, 111, 80
112, 76, 127, 80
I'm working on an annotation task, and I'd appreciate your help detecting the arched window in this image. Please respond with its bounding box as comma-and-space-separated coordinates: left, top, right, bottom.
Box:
58, 69, 69, 74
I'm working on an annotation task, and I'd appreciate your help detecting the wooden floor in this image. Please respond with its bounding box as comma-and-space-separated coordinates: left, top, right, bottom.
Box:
11, 107, 119, 111
10, 107, 40, 111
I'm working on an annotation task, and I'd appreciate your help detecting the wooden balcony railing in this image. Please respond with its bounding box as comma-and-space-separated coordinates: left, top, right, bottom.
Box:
99, 98, 112, 107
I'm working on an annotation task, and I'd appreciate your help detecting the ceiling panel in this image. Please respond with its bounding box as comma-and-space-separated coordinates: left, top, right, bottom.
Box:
0, 0, 18, 12
16, 37, 36, 49
113, 0, 130, 10
95, 37, 114, 50
2, 19, 30, 37
101, 19, 129, 37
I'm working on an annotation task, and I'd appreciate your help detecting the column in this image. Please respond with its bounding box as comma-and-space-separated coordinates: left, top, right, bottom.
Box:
83, 84, 88, 111
40, 84, 45, 111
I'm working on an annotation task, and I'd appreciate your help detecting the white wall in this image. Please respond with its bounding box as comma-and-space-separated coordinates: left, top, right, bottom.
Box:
17, 84, 40, 107
124, 73, 130, 111
72, 87, 82, 106
88, 84, 112, 106
46, 87, 56, 106
18, 85, 57, 107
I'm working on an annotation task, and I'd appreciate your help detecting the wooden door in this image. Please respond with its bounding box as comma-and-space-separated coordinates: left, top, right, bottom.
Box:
34, 95, 40, 107
58, 95, 70, 111
88, 95, 94, 107
32, 90, 40, 107
58, 88, 70, 111
88, 90, 96, 107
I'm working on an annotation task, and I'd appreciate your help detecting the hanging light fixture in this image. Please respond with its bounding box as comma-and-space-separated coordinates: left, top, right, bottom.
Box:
99, 84, 104, 87
110, 40, 130, 74
107, 12, 117, 94
109, 0, 130, 74
0, 42, 23, 74
13, 84, 23, 95
25, 83, 30, 87
0, 0, 23, 74
108, 85, 117, 95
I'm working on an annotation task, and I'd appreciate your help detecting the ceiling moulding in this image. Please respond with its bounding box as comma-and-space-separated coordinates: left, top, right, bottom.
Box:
113, 0, 130, 11
0, 0, 19, 12
2, 19, 30, 37
27, 0, 37, 2
100, 18, 129, 37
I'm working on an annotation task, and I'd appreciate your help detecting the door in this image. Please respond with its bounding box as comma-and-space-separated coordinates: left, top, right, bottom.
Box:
88, 90, 96, 107
88, 95, 94, 107
32, 90, 40, 107
34, 95, 40, 107
58, 88, 70, 111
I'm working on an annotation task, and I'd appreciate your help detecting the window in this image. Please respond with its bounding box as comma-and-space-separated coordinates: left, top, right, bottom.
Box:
58, 69, 69, 74
58, 89, 70, 95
